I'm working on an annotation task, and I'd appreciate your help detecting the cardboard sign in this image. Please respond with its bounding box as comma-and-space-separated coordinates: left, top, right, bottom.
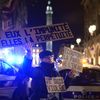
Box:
62, 47, 83, 72
45, 77, 66, 93
0, 23, 74, 48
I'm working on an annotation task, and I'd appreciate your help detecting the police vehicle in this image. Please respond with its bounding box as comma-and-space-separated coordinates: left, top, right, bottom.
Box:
59, 66, 100, 100
0, 59, 18, 100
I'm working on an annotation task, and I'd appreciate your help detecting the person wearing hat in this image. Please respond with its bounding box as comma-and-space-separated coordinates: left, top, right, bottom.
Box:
13, 49, 76, 100
30, 50, 77, 100
30, 50, 61, 100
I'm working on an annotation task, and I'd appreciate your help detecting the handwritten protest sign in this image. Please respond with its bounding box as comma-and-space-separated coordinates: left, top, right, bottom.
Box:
45, 77, 66, 93
62, 47, 83, 72
0, 23, 74, 48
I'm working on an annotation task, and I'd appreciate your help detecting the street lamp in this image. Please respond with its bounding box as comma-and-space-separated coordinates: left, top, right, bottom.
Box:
70, 44, 74, 49
76, 38, 82, 52
88, 25, 96, 36
76, 38, 81, 45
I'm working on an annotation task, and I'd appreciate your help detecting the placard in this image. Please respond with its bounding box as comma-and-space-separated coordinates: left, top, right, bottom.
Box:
0, 23, 74, 48
45, 77, 66, 93
62, 47, 83, 72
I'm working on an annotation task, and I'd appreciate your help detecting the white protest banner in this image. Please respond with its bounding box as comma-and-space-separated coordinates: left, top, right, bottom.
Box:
45, 77, 66, 93
62, 47, 83, 72
0, 23, 74, 48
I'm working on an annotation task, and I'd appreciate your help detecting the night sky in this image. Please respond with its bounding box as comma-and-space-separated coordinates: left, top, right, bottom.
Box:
27, 0, 84, 57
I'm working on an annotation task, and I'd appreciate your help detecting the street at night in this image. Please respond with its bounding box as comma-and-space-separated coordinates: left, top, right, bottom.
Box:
0, 0, 100, 100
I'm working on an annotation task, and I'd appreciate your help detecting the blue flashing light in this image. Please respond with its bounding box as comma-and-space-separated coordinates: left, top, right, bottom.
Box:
3, 63, 11, 69
6, 55, 24, 65
6, 55, 15, 64
15, 56, 24, 65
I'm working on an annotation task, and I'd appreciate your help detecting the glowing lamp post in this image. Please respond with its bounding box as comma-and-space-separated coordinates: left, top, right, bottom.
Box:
76, 38, 81, 52
76, 38, 81, 45
88, 25, 96, 36
70, 44, 74, 49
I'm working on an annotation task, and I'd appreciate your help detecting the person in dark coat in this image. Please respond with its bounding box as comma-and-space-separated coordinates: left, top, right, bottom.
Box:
30, 50, 75, 100
12, 49, 76, 100
12, 49, 33, 100
30, 50, 60, 100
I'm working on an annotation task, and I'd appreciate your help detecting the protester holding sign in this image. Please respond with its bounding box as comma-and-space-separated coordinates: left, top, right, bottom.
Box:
30, 50, 60, 100
12, 48, 76, 100
30, 50, 76, 100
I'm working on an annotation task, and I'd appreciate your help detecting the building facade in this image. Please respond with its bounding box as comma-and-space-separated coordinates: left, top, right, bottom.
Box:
81, 0, 100, 65
0, 0, 28, 31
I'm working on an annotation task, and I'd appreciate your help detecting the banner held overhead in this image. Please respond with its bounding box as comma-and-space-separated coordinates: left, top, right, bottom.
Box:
0, 23, 74, 48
